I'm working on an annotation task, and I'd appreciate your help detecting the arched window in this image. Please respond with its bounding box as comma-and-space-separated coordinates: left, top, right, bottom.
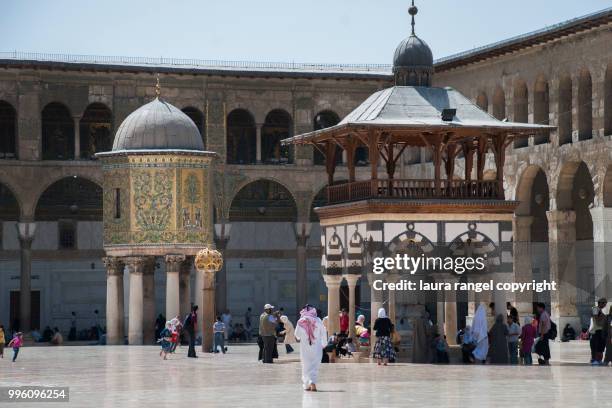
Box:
313, 110, 341, 166
182, 107, 205, 148
558, 75, 572, 145
476, 92, 488, 112
492, 87, 506, 121
35, 176, 102, 249
605, 65, 612, 136
0, 101, 17, 159
80, 103, 112, 159
261, 109, 292, 164
578, 69, 592, 141
42, 102, 74, 160
229, 179, 297, 222
226, 109, 256, 164
534, 76, 550, 145
513, 81, 529, 148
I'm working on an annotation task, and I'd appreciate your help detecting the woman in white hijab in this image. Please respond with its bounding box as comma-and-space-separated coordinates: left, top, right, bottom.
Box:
471, 304, 489, 363
279, 315, 296, 354
373, 307, 396, 365
294, 305, 328, 391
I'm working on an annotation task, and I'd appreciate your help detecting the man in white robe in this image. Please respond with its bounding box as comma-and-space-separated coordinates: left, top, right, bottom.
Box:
294, 305, 328, 392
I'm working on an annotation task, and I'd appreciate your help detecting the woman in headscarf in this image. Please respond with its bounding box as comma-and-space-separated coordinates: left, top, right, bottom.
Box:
279, 315, 296, 354
159, 321, 173, 360
294, 305, 327, 392
354, 314, 370, 348
372, 308, 396, 365
471, 304, 489, 363
355, 314, 366, 335
411, 309, 432, 363
488, 314, 509, 364
520, 315, 536, 365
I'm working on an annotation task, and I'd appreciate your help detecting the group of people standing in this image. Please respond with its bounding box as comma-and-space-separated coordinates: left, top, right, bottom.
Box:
257, 304, 297, 363
459, 302, 555, 365
156, 305, 198, 359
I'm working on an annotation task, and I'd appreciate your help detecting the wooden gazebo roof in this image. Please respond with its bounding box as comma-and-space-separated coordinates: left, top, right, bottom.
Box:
282, 86, 553, 147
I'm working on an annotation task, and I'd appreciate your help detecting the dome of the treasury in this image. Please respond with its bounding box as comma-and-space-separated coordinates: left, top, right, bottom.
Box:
112, 97, 204, 151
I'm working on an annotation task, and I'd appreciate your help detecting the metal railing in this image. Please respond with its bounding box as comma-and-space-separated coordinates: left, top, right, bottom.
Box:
327, 179, 500, 204
0, 51, 392, 74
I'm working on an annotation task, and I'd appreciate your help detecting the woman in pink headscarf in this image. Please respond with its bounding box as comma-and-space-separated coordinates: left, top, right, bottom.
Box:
294, 305, 327, 392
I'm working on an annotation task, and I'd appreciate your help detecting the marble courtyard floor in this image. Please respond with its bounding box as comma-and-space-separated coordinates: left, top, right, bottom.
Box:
0, 343, 610, 408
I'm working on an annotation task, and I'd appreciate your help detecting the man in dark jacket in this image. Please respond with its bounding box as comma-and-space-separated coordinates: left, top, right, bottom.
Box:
184, 305, 198, 358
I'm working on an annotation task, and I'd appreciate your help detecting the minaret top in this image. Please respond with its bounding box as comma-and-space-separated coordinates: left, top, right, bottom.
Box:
408, 0, 418, 35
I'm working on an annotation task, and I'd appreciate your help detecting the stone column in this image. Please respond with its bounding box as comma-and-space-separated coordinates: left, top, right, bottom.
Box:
590, 207, 612, 300
16, 222, 36, 334
104, 257, 124, 345
142, 258, 156, 344
73, 117, 80, 159
201, 269, 216, 352
214, 223, 231, 314
295, 222, 311, 315
165, 254, 185, 321
345, 274, 360, 338
256, 125, 262, 163
126, 257, 146, 345
323, 274, 343, 335
195, 268, 204, 340
367, 272, 383, 350
513, 215, 534, 317
440, 274, 458, 344
547, 210, 580, 329
387, 273, 400, 325
179, 257, 193, 319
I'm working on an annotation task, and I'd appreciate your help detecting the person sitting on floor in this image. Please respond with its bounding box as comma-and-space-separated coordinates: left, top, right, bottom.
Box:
50, 327, 63, 345
561, 323, 576, 342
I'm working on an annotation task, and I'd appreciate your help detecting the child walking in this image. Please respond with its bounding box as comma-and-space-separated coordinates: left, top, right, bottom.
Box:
159, 322, 173, 360
8, 332, 23, 362
213, 316, 226, 354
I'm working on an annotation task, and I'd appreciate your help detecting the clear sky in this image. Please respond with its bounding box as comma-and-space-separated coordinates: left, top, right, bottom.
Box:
1, 0, 609, 64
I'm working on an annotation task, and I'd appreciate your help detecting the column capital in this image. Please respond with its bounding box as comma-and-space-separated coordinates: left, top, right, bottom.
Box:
294, 222, 312, 246
214, 223, 232, 240
124, 256, 154, 274
546, 209, 576, 225
16, 222, 37, 243
546, 210, 576, 242
103, 256, 124, 276
386, 272, 401, 284
323, 274, 343, 287
512, 214, 534, 228
344, 274, 360, 286
165, 254, 186, 273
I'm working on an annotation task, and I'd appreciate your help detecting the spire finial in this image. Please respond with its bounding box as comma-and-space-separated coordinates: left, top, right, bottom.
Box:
408, 0, 418, 35
155, 73, 161, 98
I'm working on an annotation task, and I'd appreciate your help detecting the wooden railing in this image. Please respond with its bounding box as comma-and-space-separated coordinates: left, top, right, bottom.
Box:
326, 179, 500, 204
